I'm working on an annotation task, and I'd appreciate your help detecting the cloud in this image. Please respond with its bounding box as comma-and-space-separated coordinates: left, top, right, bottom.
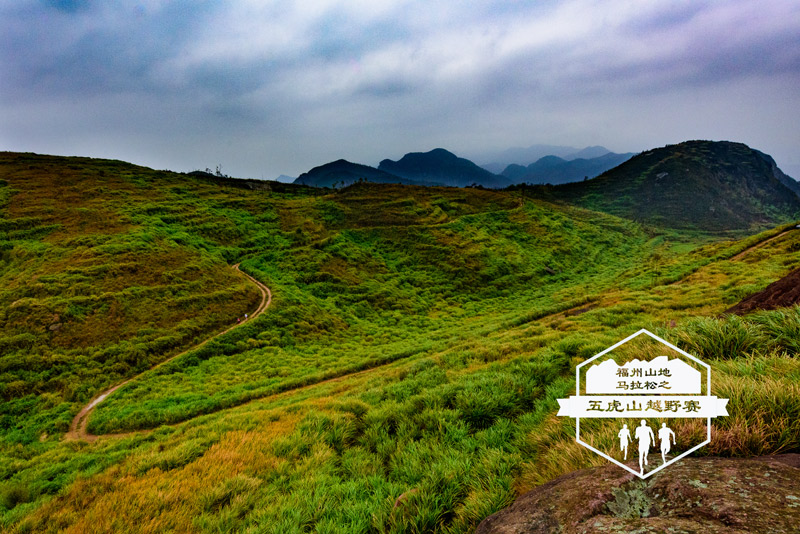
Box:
1, 0, 799, 177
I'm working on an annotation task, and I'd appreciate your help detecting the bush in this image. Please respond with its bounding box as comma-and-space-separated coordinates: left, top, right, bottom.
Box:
1, 483, 31, 510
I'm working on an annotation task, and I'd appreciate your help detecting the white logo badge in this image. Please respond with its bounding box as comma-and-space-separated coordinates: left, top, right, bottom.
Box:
557, 329, 729, 478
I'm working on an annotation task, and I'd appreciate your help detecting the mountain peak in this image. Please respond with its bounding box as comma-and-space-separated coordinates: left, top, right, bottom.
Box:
427, 147, 457, 158
378, 149, 510, 188
544, 140, 800, 231
293, 159, 411, 188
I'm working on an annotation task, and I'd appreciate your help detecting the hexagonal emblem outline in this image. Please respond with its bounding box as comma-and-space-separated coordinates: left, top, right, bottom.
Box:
557, 328, 729, 479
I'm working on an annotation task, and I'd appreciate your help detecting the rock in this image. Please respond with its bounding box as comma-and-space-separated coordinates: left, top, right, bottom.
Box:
49, 323, 62, 331
475, 455, 800, 534
725, 266, 800, 314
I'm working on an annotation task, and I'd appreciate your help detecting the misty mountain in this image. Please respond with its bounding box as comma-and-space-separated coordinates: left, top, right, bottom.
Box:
503, 152, 636, 185
542, 140, 800, 231
568, 146, 615, 160
477, 144, 584, 171
477, 144, 615, 173
293, 159, 419, 188
378, 148, 511, 188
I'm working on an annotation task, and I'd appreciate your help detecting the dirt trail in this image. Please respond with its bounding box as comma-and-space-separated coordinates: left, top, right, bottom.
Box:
65, 264, 271, 442
731, 228, 796, 261
66, 228, 798, 442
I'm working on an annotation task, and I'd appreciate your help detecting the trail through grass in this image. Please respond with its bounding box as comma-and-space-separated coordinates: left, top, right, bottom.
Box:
1, 153, 798, 533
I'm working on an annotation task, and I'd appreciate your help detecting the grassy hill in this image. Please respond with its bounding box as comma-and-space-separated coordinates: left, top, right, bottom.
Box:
1, 152, 798, 533
535, 140, 800, 231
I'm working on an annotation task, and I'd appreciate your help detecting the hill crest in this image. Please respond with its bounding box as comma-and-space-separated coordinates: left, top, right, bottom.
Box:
542, 140, 800, 231
293, 159, 416, 188
378, 148, 511, 188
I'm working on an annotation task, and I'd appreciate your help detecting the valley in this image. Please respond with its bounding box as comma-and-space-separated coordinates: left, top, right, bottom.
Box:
0, 148, 798, 533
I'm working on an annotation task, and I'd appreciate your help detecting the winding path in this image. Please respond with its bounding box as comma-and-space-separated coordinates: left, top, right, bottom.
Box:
730, 227, 797, 261
65, 264, 271, 442
64, 225, 798, 442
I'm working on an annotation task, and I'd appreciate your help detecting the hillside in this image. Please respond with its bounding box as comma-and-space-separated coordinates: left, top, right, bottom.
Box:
292, 159, 413, 188
502, 151, 635, 185
754, 148, 800, 196
539, 140, 800, 231
378, 148, 511, 188
1, 151, 799, 533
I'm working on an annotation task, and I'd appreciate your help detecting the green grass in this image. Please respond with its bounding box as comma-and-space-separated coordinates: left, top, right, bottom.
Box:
0, 152, 798, 533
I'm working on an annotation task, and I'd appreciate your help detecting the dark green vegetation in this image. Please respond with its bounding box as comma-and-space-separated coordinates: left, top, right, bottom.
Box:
0, 149, 798, 533
0, 153, 263, 444
532, 140, 800, 231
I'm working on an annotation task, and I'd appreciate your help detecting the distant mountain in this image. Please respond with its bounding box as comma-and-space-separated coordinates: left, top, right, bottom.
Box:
477, 145, 615, 173
543, 140, 800, 231
378, 148, 511, 188
477, 144, 582, 171
502, 152, 636, 185
567, 146, 613, 160
479, 162, 510, 175
275, 174, 296, 183
293, 160, 415, 188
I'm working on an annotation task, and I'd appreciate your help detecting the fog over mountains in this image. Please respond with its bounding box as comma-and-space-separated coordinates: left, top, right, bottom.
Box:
477, 145, 618, 174
292, 145, 637, 188
290, 140, 800, 233
499, 152, 636, 185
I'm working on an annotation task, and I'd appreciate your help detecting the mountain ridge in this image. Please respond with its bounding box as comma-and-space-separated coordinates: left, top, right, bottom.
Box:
502, 151, 636, 185
537, 140, 800, 231
293, 159, 425, 188
378, 148, 511, 188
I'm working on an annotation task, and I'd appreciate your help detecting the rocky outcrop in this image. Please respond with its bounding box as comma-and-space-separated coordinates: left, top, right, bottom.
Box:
725, 265, 800, 314
476, 455, 800, 534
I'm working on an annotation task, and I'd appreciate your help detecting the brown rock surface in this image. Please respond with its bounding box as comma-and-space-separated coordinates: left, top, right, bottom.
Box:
725, 267, 800, 314
475, 455, 800, 534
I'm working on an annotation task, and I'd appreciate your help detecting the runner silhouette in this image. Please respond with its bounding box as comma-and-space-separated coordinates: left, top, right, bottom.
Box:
658, 423, 676, 465
635, 419, 655, 474
618, 424, 632, 460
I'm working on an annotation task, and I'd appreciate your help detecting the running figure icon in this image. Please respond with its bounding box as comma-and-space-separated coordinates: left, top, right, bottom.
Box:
618, 424, 632, 460
635, 420, 655, 474
658, 423, 676, 465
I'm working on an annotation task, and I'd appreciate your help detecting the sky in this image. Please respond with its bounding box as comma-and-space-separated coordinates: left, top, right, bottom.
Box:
2, 0, 800, 180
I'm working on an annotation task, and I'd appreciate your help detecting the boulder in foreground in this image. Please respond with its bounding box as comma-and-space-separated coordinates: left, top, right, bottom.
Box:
476, 455, 800, 534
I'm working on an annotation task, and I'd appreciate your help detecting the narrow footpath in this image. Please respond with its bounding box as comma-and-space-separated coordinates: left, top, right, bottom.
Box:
65, 264, 271, 441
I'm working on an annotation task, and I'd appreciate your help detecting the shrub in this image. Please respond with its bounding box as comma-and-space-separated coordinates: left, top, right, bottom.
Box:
1, 483, 31, 510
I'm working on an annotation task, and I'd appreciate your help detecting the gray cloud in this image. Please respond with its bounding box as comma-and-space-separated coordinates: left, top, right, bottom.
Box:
1, 0, 799, 179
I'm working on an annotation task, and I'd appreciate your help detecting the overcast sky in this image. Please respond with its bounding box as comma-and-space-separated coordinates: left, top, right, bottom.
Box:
2, 0, 799, 179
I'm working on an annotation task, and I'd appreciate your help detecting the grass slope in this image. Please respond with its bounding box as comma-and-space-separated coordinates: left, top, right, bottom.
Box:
0, 152, 798, 533
532, 140, 800, 232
